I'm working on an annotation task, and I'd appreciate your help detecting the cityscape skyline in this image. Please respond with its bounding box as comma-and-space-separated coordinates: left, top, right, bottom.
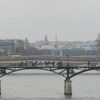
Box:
0, 36, 97, 56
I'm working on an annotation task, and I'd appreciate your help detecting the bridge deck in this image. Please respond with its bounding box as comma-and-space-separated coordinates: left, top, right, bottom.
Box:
0, 56, 99, 64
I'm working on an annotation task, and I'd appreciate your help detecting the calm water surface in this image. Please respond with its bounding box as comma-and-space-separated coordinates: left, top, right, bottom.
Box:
0, 70, 100, 100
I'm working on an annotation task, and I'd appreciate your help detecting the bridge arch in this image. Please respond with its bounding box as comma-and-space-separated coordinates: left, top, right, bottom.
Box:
69, 68, 95, 79
0, 66, 99, 80
0, 67, 67, 78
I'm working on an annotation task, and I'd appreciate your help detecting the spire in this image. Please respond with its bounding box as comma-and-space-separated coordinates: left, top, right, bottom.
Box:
44, 35, 48, 45
56, 34, 57, 44
55, 34, 58, 48
24, 37, 30, 49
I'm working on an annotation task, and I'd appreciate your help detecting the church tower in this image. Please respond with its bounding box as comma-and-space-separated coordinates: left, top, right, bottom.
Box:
44, 35, 49, 45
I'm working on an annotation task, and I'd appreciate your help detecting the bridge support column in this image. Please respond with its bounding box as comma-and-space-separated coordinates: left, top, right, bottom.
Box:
0, 80, 1, 95
64, 80, 72, 96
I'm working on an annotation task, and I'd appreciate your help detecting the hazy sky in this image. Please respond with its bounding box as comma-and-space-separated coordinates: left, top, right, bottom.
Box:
0, 0, 99, 42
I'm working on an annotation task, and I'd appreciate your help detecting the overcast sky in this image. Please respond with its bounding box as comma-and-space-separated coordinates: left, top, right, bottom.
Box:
0, 0, 99, 42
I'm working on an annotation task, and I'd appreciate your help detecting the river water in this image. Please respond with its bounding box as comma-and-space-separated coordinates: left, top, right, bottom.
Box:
0, 70, 100, 100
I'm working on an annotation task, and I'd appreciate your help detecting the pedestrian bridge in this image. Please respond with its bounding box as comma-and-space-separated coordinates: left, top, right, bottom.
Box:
0, 55, 100, 95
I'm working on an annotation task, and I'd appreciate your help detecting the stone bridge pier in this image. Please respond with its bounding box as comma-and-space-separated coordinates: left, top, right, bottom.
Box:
64, 79, 72, 95
0, 80, 1, 95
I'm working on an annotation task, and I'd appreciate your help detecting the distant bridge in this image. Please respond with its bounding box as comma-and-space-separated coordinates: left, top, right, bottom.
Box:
0, 55, 100, 95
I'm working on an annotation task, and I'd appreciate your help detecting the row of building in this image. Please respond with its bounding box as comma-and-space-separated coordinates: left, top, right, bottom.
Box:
0, 35, 97, 56
0, 38, 32, 55
34, 35, 97, 51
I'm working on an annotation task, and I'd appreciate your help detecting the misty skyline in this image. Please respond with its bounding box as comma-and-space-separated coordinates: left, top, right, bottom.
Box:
0, 0, 99, 42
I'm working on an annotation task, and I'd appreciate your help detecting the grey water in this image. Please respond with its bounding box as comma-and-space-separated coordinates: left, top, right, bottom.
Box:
0, 70, 100, 100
